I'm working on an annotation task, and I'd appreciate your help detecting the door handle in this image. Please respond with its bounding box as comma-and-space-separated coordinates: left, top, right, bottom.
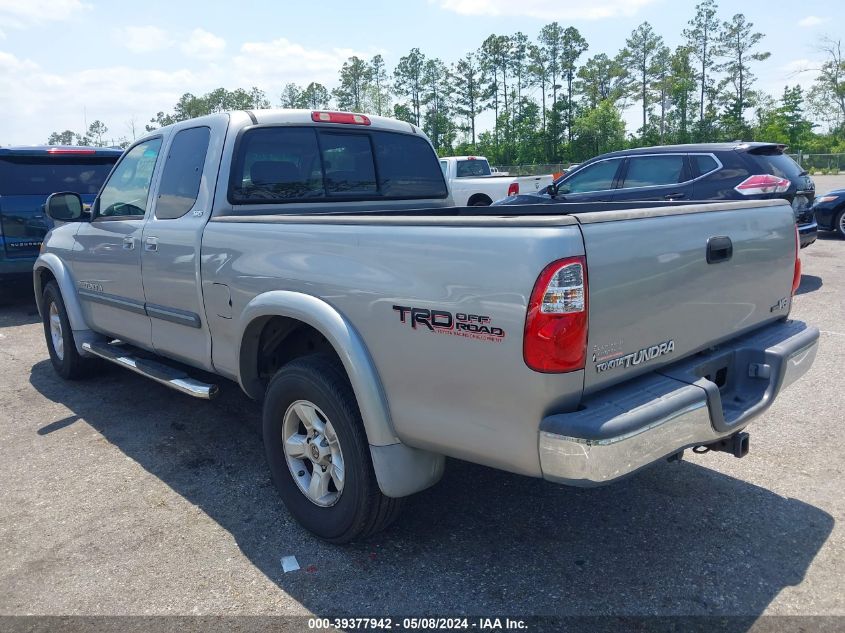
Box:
664, 192, 686, 201
707, 236, 733, 264
144, 237, 158, 252
122, 237, 135, 250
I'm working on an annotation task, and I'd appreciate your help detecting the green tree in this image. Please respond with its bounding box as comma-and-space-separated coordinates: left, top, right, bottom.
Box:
369, 54, 391, 116
539, 22, 564, 107
527, 43, 550, 152
715, 13, 770, 139
560, 26, 588, 144
451, 53, 486, 145
394, 48, 426, 126
684, 0, 720, 139
620, 21, 664, 140
47, 130, 76, 145
301, 82, 331, 109
808, 38, 845, 134
571, 100, 626, 159
334, 56, 372, 111
651, 45, 672, 144
667, 45, 697, 143
575, 54, 627, 109
280, 83, 303, 108
87, 120, 108, 147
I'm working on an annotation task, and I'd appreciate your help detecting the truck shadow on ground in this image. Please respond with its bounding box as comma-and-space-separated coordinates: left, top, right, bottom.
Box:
796, 274, 823, 295
29, 360, 833, 622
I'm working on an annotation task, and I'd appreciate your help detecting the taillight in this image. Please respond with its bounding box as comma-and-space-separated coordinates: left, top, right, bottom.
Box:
507, 182, 519, 196
792, 225, 801, 295
311, 111, 371, 125
734, 174, 790, 195
524, 256, 588, 373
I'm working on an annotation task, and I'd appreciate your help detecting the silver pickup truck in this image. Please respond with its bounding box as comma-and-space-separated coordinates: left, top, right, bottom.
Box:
35, 109, 819, 543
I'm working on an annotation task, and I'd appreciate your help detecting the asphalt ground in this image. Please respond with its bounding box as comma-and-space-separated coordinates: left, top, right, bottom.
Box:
0, 188, 843, 627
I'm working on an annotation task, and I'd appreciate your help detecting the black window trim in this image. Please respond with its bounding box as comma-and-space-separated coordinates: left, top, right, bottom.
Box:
226, 124, 449, 207
92, 135, 164, 222
154, 125, 212, 220
617, 152, 723, 191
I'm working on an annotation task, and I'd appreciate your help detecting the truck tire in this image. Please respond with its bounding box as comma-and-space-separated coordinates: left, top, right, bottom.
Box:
41, 281, 98, 380
262, 354, 402, 543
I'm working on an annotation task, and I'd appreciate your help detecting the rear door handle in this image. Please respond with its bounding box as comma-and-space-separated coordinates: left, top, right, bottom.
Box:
144, 237, 158, 252
664, 192, 686, 200
707, 236, 733, 264
122, 237, 135, 250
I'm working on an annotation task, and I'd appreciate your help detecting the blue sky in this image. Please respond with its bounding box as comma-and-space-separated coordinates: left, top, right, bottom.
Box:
0, 0, 840, 145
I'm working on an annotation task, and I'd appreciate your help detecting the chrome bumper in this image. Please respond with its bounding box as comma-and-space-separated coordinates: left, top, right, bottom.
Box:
539, 320, 819, 486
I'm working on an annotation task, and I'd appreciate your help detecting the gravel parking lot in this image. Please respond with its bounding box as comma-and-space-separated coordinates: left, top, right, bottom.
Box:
1, 192, 843, 623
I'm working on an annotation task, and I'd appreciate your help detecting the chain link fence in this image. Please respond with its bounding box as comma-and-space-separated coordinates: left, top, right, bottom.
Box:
492, 164, 572, 176
789, 153, 845, 174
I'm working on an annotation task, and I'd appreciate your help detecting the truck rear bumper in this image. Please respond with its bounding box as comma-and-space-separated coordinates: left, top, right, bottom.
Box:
539, 319, 819, 486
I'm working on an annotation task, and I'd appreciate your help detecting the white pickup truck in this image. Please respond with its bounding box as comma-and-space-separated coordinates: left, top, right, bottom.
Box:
439, 156, 553, 206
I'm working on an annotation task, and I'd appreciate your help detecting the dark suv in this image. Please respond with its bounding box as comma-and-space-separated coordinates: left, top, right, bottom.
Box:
496, 142, 817, 247
0, 146, 122, 281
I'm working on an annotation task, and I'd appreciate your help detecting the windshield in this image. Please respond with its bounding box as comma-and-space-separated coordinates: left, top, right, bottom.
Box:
0, 157, 116, 196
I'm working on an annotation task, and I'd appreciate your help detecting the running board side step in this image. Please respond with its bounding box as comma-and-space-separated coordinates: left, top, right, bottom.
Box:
82, 341, 219, 400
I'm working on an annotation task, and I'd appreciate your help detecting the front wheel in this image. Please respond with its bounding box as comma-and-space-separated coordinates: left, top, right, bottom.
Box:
262, 354, 402, 543
41, 281, 97, 380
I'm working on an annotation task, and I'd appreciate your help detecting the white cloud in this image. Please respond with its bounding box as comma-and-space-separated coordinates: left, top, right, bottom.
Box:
432, 0, 656, 20
798, 15, 828, 28
0, 35, 380, 144
113, 25, 171, 54
0, 0, 90, 35
181, 28, 226, 60
233, 38, 370, 87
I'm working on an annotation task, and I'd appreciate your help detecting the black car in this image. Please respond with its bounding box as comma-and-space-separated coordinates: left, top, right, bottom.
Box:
810, 189, 845, 238
495, 142, 817, 247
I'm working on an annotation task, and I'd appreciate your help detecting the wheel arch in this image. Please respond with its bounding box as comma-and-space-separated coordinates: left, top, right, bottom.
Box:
237, 291, 444, 497
33, 254, 86, 331
467, 193, 493, 206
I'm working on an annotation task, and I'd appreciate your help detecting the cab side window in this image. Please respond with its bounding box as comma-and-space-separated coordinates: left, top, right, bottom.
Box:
155, 127, 211, 219
97, 138, 162, 218
563, 159, 621, 193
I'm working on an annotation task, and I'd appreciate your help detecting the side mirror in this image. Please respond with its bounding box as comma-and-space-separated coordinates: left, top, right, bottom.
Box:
45, 192, 86, 222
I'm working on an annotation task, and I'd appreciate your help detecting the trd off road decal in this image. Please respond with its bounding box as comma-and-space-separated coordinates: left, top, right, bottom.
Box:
392, 305, 505, 343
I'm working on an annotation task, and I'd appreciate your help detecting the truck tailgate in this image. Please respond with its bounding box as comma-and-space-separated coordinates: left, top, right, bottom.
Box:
578, 200, 797, 394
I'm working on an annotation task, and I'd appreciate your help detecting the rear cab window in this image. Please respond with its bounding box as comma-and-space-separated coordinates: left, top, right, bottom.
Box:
155, 126, 211, 219
455, 159, 491, 178
229, 127, 448, 206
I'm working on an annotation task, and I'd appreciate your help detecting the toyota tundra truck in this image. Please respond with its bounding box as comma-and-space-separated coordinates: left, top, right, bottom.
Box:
34, 109, 819, 543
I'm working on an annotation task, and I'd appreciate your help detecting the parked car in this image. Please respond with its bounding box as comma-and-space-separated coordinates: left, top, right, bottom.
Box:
439, 155, 552, 205
36, 110, 817, 542
495, 142, 818, 248
0, 146, 122, 282
810, 190, 845, 238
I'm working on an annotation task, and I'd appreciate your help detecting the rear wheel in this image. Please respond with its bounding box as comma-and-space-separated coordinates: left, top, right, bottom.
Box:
835, 209, 845, 239
262, 354, 402, 543
41, 281, 97, 380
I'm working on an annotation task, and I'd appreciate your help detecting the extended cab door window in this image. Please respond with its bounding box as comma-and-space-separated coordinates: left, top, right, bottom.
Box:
155, 126, 211, 219
96, 138, 162, 219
